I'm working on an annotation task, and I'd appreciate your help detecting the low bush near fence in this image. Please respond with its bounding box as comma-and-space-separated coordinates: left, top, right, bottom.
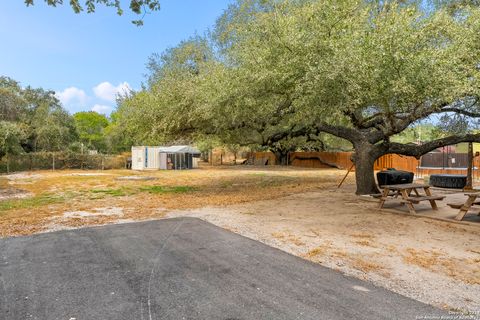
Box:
0, 152, 127, 173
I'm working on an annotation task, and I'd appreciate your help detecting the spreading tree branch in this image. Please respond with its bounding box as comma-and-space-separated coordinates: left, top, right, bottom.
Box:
384, 133, 480, 158
315, 122, 360, 142
436, 108, 480, 118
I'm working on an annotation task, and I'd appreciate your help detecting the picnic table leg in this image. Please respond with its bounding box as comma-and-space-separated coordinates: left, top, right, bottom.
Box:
455, 195, 476, 221
378, 187, 390, 209
400, 189, 416, 214
423, 187, 438, 210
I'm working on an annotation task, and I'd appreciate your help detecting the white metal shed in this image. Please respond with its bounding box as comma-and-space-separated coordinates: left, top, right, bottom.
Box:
131, 146, 201, 170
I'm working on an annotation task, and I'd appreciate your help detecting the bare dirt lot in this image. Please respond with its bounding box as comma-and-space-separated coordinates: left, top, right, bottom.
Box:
0, 165, 479, 315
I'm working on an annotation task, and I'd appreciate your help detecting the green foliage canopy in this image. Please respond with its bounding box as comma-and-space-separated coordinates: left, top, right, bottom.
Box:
0, 76, 79, 155
73, 111, 109, 152
0, 121, 25, 159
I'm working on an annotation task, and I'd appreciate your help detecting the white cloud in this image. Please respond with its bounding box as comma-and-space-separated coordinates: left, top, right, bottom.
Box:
55, 87, 87, 107
91, 104, 113, 115
93, 81, 131, 103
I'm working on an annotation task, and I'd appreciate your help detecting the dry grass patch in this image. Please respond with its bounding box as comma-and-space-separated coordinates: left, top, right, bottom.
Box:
271, 232, 306, 246
350, 233, 378, 248
332, 250, 348, 258
350, 257, 385, 273
351, 233, 375, 239
289, 236, 306, 247
304, 244, 388, 276
354, 240, 376, 247
403, 248, 442, 269
403, 248, 480, 285
0, 166, 344, 237
271, 232, 286, 239
304, 245, 331, 258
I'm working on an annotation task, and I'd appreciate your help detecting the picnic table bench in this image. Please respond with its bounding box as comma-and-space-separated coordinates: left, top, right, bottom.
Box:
378, 183, 445, 214
447, 192, 480, 221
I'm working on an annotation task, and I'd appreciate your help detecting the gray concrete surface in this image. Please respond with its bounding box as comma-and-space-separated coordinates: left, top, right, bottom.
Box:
0, 217, 446, 320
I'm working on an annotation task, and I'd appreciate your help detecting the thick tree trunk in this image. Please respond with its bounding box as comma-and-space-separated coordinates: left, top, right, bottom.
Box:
352, 145, 380, 195
273, 150, 289, 165
6, 153, 9, 174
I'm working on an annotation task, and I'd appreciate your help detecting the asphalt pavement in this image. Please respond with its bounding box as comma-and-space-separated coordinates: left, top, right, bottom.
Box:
0, 217, 447, 320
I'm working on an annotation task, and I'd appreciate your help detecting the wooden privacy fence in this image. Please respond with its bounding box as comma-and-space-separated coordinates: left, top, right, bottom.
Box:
253, 151, 406, 170
373, 154, 419, 172
253, 152, 277, 166
289, 152, 353, 169
253, 151, 478, 173
208, 150, 252, 165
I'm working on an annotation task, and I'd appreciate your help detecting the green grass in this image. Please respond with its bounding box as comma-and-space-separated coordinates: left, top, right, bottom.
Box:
220, 181, 235, 189
249, 173, 267, 176
90, 188, 126, 197
0, 193, 68, 212
140, 185, 196, 194
0, 185, 196, 213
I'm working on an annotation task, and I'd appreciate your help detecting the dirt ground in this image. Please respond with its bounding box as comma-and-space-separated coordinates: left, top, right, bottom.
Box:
0, 165, 479, 315
0, 165, 340, 236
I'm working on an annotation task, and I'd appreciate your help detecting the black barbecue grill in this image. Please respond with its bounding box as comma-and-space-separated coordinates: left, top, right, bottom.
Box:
376, 168, 414, 186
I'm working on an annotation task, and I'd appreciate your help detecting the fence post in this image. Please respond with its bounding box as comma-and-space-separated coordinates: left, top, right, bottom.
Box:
101, 156, 105, 170
465, 142, 473, 190
52, 152, 56, 171
6, 153, 9, 174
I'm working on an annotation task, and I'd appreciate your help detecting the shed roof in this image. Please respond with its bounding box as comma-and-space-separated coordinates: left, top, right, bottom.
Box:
159, 145, 201, 154
133, 145, 201, 155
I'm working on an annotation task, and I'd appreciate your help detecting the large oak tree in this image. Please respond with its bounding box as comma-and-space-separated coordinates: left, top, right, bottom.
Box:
210, 0, 480, 194
116, 0, 480, 194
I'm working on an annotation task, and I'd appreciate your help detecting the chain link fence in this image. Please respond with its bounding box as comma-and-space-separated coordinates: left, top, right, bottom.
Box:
0, 152, 128, 173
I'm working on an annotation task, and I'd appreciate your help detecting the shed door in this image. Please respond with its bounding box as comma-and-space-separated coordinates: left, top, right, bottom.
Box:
132, 148, 145, 170
159, 153, 167, 170
147, 147, 158, 169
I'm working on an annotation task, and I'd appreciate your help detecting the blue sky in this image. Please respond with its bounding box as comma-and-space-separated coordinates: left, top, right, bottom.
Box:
0, 0, 234, 115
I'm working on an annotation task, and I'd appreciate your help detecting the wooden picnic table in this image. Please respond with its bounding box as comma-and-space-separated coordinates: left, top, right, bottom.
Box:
378, 183, 445, 214
447, 192, 480, 221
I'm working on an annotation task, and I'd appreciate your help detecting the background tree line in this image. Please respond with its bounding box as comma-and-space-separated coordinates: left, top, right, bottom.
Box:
0, 76, 117, 160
